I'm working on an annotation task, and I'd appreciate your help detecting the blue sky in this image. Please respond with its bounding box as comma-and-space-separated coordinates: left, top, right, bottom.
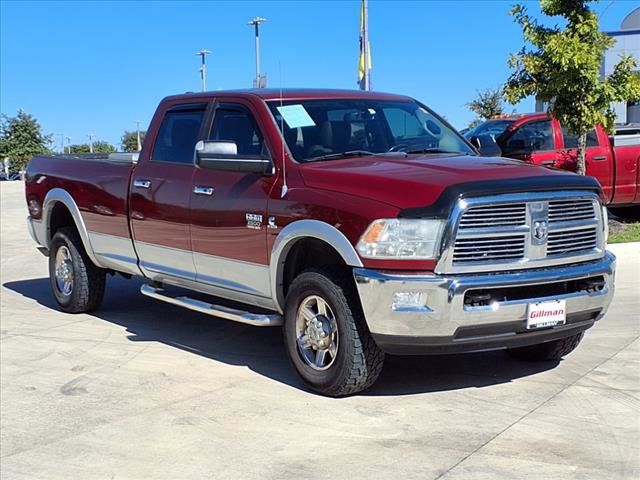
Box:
1, 0, 636, 150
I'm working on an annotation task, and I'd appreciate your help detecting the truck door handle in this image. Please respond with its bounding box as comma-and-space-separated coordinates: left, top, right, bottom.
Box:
540, 160, 555, 166
592, 156, 607, 161
134, 179, 151, 189
193, 186, 214, 196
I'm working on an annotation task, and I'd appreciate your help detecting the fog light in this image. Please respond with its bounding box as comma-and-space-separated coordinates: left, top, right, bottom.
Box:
392, 291, 426, 310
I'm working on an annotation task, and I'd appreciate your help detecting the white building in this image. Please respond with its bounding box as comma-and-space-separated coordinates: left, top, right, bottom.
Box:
602, 7, 639, 124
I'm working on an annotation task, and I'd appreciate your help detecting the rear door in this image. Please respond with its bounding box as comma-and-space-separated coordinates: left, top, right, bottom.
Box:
189, 100, 276, 298
130, 103, 207, 281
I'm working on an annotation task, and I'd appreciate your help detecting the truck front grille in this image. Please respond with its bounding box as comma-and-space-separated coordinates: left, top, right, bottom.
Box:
547, 226, 598, 256
439, 192, 604, 274
548, 199, 595, 223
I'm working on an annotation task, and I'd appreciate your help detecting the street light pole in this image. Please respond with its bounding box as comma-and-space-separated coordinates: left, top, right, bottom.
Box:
135, 121, 143, 151
196, 49, 211, 92
57, 133, 64, 154
66, 137, 71, 154
247, 17, 266, 88
88, 134, 95, 154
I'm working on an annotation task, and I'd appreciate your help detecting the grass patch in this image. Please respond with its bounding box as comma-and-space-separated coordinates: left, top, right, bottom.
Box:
608, 221, 640, 244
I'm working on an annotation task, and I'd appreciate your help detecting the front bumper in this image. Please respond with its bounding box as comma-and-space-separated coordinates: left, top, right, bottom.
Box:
354, 252, 616, 355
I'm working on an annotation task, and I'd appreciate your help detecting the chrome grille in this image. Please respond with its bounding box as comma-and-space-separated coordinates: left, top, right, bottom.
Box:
547, 226, 598, 256
440, 192, 603, 274
458, 203, 526, 229
453, 234, 526, 262
548, 199, 595, 223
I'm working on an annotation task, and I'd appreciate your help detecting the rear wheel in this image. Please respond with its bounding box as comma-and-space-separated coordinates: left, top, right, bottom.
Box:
49, 228, 106, 313
507, 332, 584, 361
283, 269, 384, 396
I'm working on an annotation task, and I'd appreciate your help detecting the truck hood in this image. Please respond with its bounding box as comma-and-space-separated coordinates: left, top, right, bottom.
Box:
298, 154, 597, 210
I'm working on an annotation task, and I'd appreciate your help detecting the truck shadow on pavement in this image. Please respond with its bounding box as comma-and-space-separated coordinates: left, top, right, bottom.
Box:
4, 276, 560, 397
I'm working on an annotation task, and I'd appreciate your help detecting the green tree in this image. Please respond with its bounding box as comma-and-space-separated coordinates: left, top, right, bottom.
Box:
121, 130, 146, 152
467, 88, 506, 128
69, 144, 91, 154
0, 110, 52, 173
92, 141, 116, 153
504, 0, 640, 175
69, 141, 115, 154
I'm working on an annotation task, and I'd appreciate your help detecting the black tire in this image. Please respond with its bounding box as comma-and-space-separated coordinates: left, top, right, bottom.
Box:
283, 268, 384, 396
49, 227, 106, 313
507, 332, 584, 362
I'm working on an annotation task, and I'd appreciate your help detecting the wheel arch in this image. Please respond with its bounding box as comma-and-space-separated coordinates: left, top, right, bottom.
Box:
42, 188, 103, 268
269, 220, 363, 313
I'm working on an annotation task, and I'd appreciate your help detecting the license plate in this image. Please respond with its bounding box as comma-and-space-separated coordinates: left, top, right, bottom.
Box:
526, 300, 566, 329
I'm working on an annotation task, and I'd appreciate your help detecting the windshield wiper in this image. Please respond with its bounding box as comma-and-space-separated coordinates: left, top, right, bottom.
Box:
306, 150, 376, 162
403, 148, 466, 155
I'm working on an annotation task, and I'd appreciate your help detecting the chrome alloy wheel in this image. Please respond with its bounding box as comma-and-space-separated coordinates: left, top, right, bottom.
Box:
54, 245, 74, 296
295, 295, 339, 371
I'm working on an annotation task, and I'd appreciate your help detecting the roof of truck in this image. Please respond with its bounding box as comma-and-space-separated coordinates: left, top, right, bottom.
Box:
163, 88, 413, 103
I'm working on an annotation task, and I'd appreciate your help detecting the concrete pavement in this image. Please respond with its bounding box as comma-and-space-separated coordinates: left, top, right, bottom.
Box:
1, 181, 638, 479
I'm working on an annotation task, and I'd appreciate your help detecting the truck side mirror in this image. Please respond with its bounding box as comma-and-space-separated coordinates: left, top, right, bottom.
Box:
469, 135, 502, 157
195, 140, 273, 175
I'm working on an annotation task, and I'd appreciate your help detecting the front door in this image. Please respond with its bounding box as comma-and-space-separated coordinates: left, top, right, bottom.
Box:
130, 103, 207, 281
190, 101, 276, 298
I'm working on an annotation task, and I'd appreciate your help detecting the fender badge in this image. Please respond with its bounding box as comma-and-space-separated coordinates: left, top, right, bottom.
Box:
267, 216, 278, 230
246, 213, 263, 230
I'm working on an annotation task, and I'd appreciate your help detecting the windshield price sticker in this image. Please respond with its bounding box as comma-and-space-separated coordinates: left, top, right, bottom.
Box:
276, 104, 316, 129
526, 300, 566, 329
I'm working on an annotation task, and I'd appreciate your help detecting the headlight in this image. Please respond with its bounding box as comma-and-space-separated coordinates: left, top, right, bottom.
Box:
602, 204, 609, 244
356, 219, 445, 259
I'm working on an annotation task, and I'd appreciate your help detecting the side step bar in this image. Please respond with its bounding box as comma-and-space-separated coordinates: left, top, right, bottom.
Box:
140, 284, 283, 327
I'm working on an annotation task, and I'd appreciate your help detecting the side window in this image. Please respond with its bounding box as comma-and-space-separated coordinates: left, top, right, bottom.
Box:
209, 105, 268, 158
502, 120, 553, 155
152, 109, 205, 163
562, 127, 599, 148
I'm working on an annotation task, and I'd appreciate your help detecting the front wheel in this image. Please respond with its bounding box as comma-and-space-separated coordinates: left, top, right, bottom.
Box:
49, 228, 106, 313
283, 269, 384, 396
507, 332, 584, 362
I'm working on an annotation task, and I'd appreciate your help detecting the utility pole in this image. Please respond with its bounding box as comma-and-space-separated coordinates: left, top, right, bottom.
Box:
135, 121, 143, 151
66, 137, 71, 154
196, 49, 211, 92
88, 134, 95, 154
363, 0, 370, 91
248, 17, 267, 88
57, 133, 65, 154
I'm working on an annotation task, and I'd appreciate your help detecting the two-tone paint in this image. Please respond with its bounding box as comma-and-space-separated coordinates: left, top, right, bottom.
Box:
25, 89, 608, 315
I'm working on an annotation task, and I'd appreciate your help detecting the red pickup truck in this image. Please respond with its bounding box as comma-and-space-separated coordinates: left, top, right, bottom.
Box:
26, 89, 615, 396
465, 114, 640, 207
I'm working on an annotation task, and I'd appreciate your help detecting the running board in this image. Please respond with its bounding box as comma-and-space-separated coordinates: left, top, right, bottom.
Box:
140, 284, 283, 327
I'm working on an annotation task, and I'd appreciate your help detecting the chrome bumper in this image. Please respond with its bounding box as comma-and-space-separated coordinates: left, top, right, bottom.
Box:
354, 252, 616, 354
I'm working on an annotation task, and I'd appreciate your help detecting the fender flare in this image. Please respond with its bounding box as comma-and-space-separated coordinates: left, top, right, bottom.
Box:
42, 188, 104, 268
269, 219, 363, 312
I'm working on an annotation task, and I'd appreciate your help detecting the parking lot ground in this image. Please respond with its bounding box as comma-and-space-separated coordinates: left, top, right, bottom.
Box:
1, 181, 639, 479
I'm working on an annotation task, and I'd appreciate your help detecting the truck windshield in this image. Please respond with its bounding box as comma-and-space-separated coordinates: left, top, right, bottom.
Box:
268, 99, 474, 162
464, 119, 514, 142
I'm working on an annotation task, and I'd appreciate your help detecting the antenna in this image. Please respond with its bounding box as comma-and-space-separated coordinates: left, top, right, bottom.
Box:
279, 61, 288, 198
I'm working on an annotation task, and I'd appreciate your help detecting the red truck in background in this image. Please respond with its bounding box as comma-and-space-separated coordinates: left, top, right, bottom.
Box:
465, 113, 640, 207
26, 89, 615, 396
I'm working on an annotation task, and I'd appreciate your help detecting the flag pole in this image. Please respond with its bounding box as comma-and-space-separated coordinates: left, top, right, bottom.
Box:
363, 0, 370, 91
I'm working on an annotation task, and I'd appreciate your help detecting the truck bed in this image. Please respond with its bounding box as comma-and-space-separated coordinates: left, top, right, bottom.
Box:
26, 154, 136, 243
